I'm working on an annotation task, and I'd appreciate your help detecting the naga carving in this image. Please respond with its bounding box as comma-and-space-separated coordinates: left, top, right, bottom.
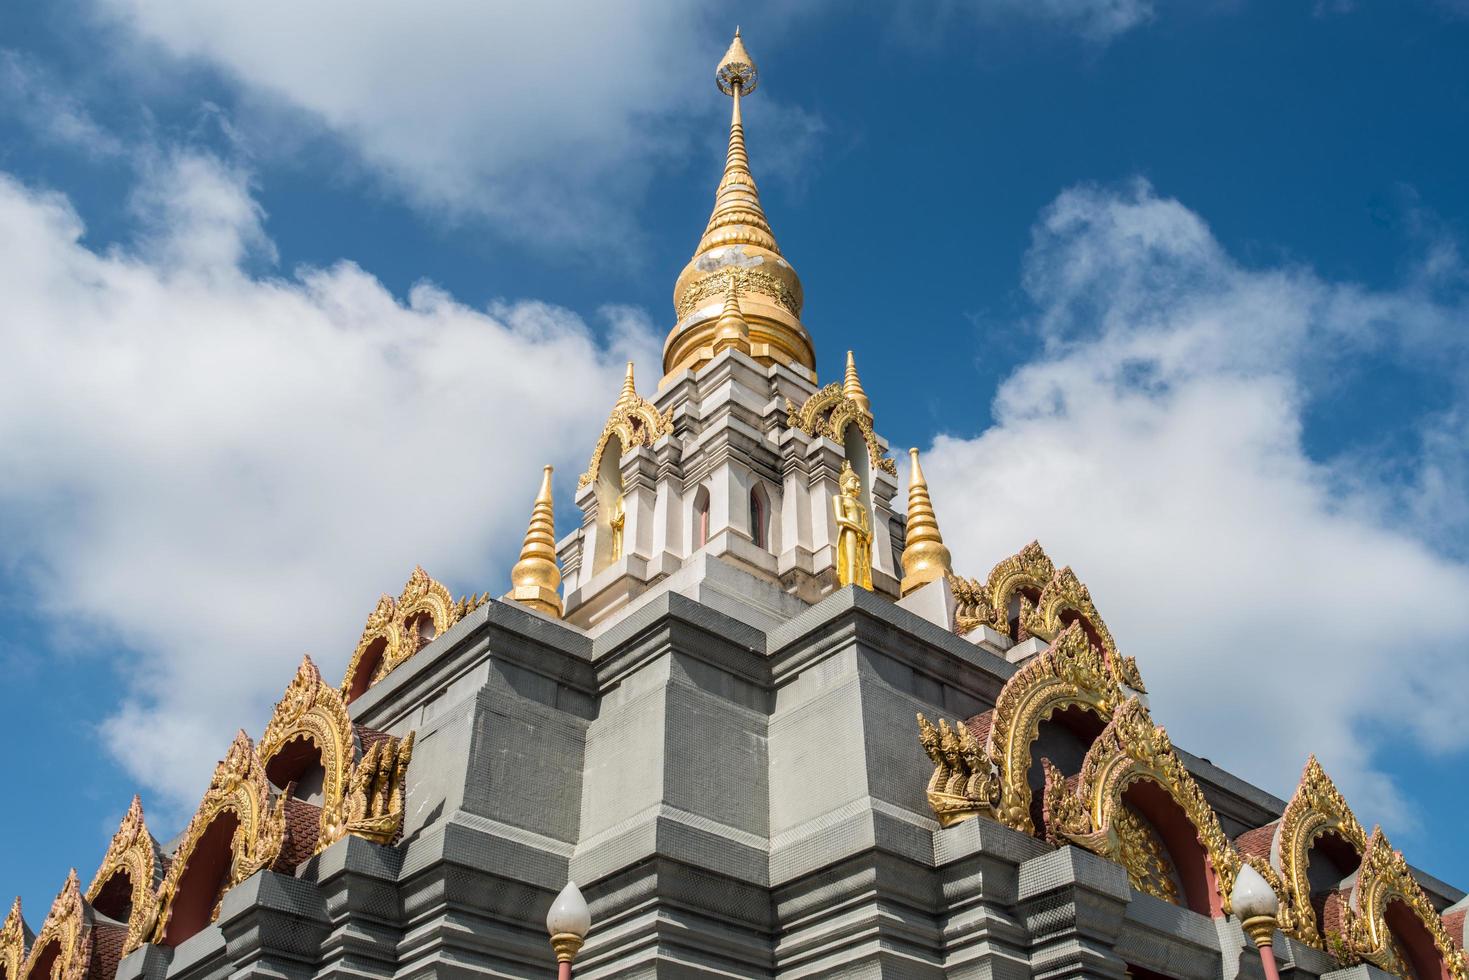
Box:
151, 731, 287, 945
340, 567, 488, 701
1343, 829, 1466, 979
785, 383, 898, 476
985, 623, 1120, 833
1275, 755, 1368, 947
916, 714, 999, 826
86, 796, 162, 957
1, 897, 28, 980
1043, 699, 1245, 919
22, 871, 91, 980
341, 732, 417, 845
947, 574, 995, 637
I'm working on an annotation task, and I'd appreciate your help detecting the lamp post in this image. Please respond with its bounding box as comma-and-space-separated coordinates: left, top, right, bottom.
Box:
546, 881, 590, 980
1231, 862, 1282, 980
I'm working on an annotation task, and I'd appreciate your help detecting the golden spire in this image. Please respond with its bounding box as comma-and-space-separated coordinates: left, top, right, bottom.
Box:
510, 465, 562, 618
618, 361, 638, 407
664, 29, 814, 384
900, 448, 954, 595
712, 276, 751, 355
843, 350, 872, 417
699, 28, 777, 257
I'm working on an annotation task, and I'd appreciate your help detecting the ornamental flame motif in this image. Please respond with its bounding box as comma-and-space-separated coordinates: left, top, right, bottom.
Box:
86, 796, 162, 957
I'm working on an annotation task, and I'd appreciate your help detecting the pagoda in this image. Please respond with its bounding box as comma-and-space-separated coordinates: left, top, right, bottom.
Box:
6, 30, 1465, 980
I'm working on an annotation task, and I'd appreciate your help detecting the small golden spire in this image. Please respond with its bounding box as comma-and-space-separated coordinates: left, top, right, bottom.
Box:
617, 361, 638, 407
510, 465, 562, 617
900, 448, 953, 596
712, 276, 751, 355
844, 350, 872, 417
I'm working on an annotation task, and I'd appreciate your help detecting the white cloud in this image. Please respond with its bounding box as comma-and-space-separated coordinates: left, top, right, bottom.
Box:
84, 1, 820, 250
0, 49, 127, 158
921, 181, 1469, 834
961, 0, 1154, 41
0, 154, 657, 810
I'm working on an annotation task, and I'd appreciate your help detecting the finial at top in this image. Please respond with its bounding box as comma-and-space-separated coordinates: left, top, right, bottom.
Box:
844, 351, 873, 417
716, 28, 758, 96
617, 361, 637, 407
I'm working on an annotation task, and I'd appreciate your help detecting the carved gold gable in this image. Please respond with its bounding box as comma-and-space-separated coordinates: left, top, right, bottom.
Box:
150, 731, 286, 948
1346, 829, 1467, 979
1, 897, 29, 980
86, 796, 162, 957
785, 383, 897, 476
22, 871, 91, 980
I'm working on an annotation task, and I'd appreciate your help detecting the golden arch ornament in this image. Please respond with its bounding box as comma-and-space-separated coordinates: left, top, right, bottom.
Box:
1343, 829, 1466, 979
983, 540, 1055, 637
579, 365, 673, 488
339, 567, 487, 701
86, 796, 162, 957
1021, 565, 1147, 693
1, 897, 29, 980
151, 731, 286, 946
1041, 698, 1244, 918
785, 383, 898, 476
261, 656, 418, 852
985, 623, 1121, 834
22, 871, 91, 980
1274, 755, 1367, 947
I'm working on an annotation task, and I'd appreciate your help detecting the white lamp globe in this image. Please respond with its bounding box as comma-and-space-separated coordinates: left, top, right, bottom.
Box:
546, 881, 591, 939
1230, 862, 1280, 921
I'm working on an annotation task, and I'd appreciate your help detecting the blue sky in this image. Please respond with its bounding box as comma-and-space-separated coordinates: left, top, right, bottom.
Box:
2, 0, 1468, 922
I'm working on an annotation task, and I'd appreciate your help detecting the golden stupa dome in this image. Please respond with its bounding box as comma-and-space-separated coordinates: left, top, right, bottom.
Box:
663, 30, 815, 384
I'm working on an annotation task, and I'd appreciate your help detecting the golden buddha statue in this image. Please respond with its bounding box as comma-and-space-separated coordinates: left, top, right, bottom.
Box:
833, 462, 873, 591
609, 496, 626, 562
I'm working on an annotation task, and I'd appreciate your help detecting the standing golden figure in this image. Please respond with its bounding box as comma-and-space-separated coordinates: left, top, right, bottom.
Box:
609, 496, 626, 562
834, 461, 873, 591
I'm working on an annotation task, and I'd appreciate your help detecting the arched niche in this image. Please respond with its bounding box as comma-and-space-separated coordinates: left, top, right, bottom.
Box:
984, 623, 1120, 834
841, 424, 874, 528
158, 811, 239, 947
1346, 828, 1464, 980
1044, 699, 1240, 918
592, 433, 625, 574
86, 796, 162, 956
153, 732, 285, 947
1029, 704, 1108, 835
982, 540, 1054, 639
1276, 756, 1368, 947
692, 484, 711, 551
749, 481, 772, 552
259, 657, 350, 835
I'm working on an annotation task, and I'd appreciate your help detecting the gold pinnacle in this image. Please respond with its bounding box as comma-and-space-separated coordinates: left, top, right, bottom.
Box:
698, 29, 777, 258
900, 448, 954, 595
712, 276, 751, 355
617, 361, 637, 407
843, 351, 872, 416
509, 465, 562, 618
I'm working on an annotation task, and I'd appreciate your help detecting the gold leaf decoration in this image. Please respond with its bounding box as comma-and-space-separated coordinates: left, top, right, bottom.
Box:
784, 383, 898, 476
86, 796, 161, 957
343, 732, 416, 844
1346, 828, 1466, 979
578, 364, 673, 488
985, 623, 1119, 833
151, 731, 286, 946
916, 714, 999, 826
22, 871, 92, 980
1047, 698, 1244, 919
340, 567, 481, 701
1276, 755, 1368, 947
1, 897, 29, 980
